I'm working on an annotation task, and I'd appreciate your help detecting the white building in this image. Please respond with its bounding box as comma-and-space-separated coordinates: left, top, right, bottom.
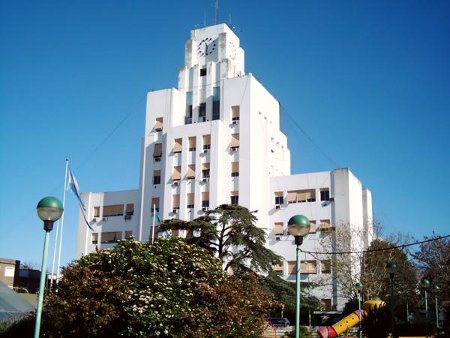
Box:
76, 23, 373, 310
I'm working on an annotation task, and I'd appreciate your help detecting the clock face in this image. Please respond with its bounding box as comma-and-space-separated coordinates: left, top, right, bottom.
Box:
196, 37, 217, 57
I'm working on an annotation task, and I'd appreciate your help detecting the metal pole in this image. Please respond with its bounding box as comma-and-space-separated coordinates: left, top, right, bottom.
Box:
435, 295, 439, 329
358, 291, 362, 338
390, 275, 395, 337
406, 301, 409, 322
56, 160, 69, 284
295, 243, 301, 338
424, 290, 429, 338
34, 231, 51, 338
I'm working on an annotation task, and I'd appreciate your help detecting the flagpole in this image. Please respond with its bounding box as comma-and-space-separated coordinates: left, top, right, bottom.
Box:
50, 159, 69, 289
56, 160, 70, 285
152, 204, 155, 244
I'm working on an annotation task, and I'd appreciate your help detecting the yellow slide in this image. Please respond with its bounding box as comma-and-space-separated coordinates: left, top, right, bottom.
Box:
317, 300, 384, 338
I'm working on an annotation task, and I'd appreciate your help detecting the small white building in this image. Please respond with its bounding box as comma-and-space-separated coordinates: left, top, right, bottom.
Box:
76, 23, 373, 310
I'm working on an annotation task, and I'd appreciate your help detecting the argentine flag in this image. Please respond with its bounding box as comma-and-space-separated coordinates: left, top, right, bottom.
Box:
67, 167, 93, 231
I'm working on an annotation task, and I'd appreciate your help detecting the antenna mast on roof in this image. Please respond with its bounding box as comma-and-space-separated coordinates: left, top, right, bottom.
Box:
214, 0, 219, 24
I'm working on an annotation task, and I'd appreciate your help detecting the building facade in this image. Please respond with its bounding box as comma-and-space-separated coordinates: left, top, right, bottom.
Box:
76, 23, 373, 310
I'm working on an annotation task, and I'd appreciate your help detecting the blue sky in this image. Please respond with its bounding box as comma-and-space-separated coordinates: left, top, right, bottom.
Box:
1, 0, 449, 267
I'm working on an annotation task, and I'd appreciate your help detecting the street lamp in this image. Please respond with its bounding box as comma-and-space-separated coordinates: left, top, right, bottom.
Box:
34, 196, 63, 338
432, 284, 440, 330
288, 215, 310, 338
355, 282, 363, 338
386, 261, 397, 336
420, 278, 431, 338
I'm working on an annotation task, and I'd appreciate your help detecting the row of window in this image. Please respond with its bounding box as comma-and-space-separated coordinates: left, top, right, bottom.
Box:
273, 260, 331, 275
93, 204, 134, 218
274, 188, 331, 205
171, 192, 239, 211
273, 219, 332, 238
91, 230, 133, 244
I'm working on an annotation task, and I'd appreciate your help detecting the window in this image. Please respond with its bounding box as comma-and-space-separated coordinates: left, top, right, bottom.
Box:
231, 105, 240, 122
320, 219, 333, 233
287, 261, 296, 274
155, 117, 163, 132
199, 103, 206, 121
153, 170, 161, 185
186, 92, 193, 124
187, 193, 194, 209
300, 260, 317, 274
320, 188, 330, 201
186, 164, 195, 180
202, 192, 209, 208
200, 68, 207, 76
151, 198, 160, 212
230, 133, 239, 150
101, 231, 122, 244
273, 222, 284, 236
231, 161, 239, 177
153, 143, 162, 160
173, 138, 182, 153
286, 189, 316, 203
321, 260, 331, 274
230, 191, 239, 205
103, 205, 124, 217
272, 263, 283, 275
189, 136, 196, 151
309, 220, 317, 233
172, 194, 180, 210
203, 134, 211, 150
212, 87, 220, 120
321, 299, 332, 311
91, 233, 98, 244
125, 231, 133, 239
94, 207, 100, 217
125, 204, 134, 216
172, 166, 181, 182
202, 163, 210, 179
274, 192, 284, 205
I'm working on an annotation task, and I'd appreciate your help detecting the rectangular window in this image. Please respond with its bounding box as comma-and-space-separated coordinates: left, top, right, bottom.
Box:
230, 191, 239, 205
231, 105, 240, 121
186, 91, 193, 123
231, 161, 239, 177
153, 170, 161, 185
272, 263, 283, 274
153, 143, 162, 160
320, 219, 333, 233
212, 87, 220, 120
274, 191, 284, 205
186, 164, 195, 179
91, 233, 98, 244
321, 260, 331, 273
125, 231, 133, 239
172, 166, 181, 182
300, 260, 317, 274
101, 231, 122, 244
321, 299, 332, 311
203, 134, 211, 150
125, 204, 134, 216
173, 138, 182, 153
230, 133, 239, 149
199, 103, 206, 121
189, 136, 196, 151
172, 194, 180, 210
320, 188, 330, 201
309, 220, 317, 233
286, 189, 316, 203
187, 193, 194, 209
155, 117, 163, 132
273, 222, 284, 235
202, 163, 210, 179
4, 266, 14, 277
94, 207, 100, 217
151, 198, 160, 212
287, 261, 296, 274
200, 68, 207, 76
103, 205, 124, 217
201, 192, 209, 208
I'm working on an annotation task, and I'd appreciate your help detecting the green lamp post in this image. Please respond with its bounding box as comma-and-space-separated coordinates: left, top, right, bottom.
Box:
34, 197, 63, 338
355, 282, 363, 338
386, 261, 397, 336
432, 284, 440, 330
421, 278, 431, 338
288, 215, 310, 338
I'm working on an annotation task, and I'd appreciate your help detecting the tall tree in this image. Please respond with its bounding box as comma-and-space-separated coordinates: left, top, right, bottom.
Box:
160, 204, 282, 273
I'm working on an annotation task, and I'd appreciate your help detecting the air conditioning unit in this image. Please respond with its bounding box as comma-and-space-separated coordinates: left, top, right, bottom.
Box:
154, 157, 161, 162
329, 197, 335, 202
203, 149, 209, 154
172, 209, 179, 214
102, 217, 108, 222
275, 205, 281, 210
202, 178, 209, 183
172, 180, 179, 186
124, 215, 132, 221
232, 120, 238, 125
231, 147, 239, 152
202, 207, 209, 212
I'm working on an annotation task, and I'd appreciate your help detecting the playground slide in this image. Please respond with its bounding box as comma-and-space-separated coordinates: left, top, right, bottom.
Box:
317, 299, 384, 338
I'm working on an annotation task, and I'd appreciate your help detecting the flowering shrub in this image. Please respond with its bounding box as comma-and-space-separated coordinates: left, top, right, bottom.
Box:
43, 238, 276, 337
